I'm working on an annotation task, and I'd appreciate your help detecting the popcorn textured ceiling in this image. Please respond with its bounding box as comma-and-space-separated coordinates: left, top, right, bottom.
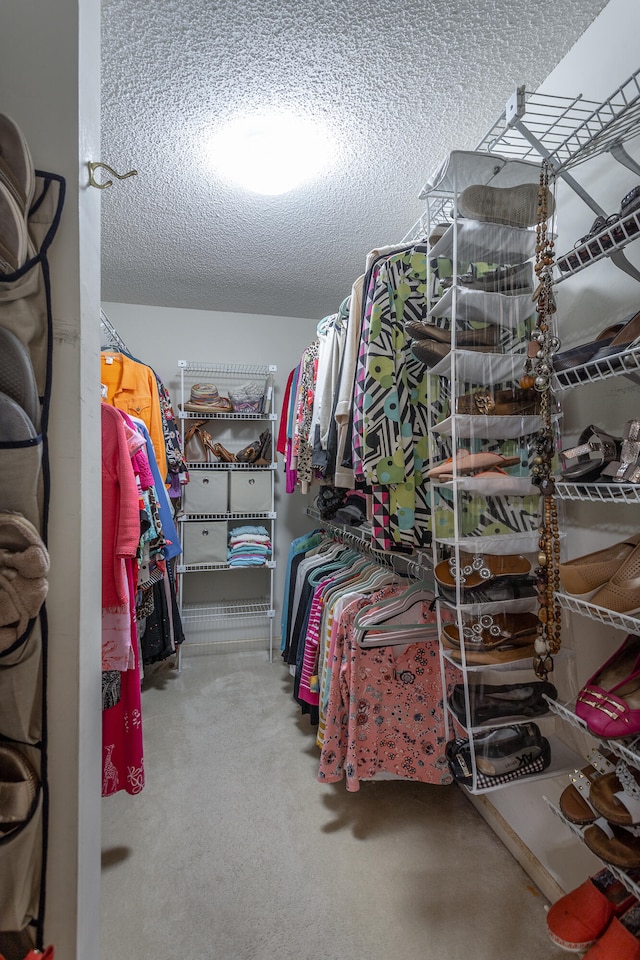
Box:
100, 0, 609, 320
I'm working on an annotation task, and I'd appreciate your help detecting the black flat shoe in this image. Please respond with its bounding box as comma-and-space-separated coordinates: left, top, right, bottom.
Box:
448, 681, 557, 726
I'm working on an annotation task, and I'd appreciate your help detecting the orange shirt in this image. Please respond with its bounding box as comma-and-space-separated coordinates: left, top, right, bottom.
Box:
100, 352, 168, 485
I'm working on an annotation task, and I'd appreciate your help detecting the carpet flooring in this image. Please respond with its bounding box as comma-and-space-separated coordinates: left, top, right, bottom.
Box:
101, 647, 568, 960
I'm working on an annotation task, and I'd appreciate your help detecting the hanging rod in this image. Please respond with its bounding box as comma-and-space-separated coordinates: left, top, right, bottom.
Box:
100, 308, 129, 353
305, 507, 432, 580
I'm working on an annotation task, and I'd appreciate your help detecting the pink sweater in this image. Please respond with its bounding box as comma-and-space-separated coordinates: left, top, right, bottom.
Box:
101, 404, 141, 608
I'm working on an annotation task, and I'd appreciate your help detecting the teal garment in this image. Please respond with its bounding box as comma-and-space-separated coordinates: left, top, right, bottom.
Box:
280, 531, 323, 650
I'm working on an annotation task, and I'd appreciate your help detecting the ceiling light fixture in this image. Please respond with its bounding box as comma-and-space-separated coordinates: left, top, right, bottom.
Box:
208, 112, 333, 196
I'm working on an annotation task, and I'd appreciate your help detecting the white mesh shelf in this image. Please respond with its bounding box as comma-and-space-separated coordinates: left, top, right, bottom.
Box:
185, 461, 276, 471
544, 797, 640, 902
177, 560, 276, 573
557, 592, 640, 634
554, 481, 640, 503
180, 600, 275, 624
179, 361, 276, 375
179, 512, 275, 521
179, 411, 277, 421
552, 344, 640, 390
555, 209, 640, 278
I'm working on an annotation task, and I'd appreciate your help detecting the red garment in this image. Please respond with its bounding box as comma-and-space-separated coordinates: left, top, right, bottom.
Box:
102, 559, 144, 797
277, 366, 295, 456
101, 404, 140, 608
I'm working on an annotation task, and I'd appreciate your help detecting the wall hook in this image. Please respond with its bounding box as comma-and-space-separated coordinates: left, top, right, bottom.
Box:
88, 161, 138, 190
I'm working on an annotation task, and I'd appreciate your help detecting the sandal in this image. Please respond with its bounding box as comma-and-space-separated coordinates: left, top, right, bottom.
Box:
440, 451, 521, 476
455, 386, 540, 417
553, 323, 624, 372
591, 308, 640, 364
601, 420, 640, 484
435, 551, 531, 590
584, 821, 640, 869
441, 611, 539, 651
426, 448, 471, 479
590, 760, 640, 826
560, 424, 620, 481
559, 751, 617, 825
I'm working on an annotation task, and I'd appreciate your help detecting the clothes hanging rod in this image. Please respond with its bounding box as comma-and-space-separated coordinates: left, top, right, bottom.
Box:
100, 308, 130, 353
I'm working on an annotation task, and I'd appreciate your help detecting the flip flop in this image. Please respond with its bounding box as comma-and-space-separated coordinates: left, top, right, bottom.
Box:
445, 642, 537, 666
435, 551, 532, 589
445, 452, 521, 476
426, 448, 470, 479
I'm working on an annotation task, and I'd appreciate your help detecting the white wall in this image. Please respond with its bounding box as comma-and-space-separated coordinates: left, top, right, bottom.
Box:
102, 301, 321, 651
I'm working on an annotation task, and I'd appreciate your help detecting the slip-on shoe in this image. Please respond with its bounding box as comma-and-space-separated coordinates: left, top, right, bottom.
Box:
547, 868, 637, 953
560, 533, 640, 597
576, 633, 640, 738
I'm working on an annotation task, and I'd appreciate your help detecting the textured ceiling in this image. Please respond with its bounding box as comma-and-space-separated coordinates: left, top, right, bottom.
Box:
100, 0, 609, 320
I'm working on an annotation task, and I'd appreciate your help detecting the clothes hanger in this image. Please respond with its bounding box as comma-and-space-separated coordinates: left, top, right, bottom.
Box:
354, 581, 439, 647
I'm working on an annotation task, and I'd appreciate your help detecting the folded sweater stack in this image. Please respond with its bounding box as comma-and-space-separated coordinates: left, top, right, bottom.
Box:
227, 525, 272, 567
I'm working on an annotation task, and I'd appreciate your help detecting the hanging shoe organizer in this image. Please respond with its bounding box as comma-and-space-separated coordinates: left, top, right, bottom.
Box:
0, 113, 65, 957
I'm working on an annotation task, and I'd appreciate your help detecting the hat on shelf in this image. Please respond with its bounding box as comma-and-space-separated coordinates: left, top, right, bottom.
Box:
182, 382, 234, 414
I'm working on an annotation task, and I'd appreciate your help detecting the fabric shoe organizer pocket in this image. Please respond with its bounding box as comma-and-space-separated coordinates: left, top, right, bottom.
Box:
0, 169, 63, 947
0, 619, 43, 744
0, 741, 43, 932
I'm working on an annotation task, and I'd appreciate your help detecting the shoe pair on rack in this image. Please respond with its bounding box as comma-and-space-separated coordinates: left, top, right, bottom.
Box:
560, 421, 640, 484
236, 430, 272, 465
448, 679, 556, 724
441, 611, 540, 666
435, 551, 537, 609
406, 319, 498, 366
553, 309, 640, 376
559, 184, 640, 272
446, 722, 551, 789
560, 533, 640, 613
547, 867, 640, 957
576, 633, 640, 738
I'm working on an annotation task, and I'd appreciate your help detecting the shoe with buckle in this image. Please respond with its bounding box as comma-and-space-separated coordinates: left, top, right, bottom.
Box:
576, 634, 640, 738
560, 425, 621, 482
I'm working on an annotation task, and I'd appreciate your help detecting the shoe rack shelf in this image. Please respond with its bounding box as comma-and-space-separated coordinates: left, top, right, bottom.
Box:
554, 480, 640, 503
544, 797, 640, 902
557, 592, 640, 635
553, 343, 640, 392
555, 207, 640, 280
177, 360, 277, 661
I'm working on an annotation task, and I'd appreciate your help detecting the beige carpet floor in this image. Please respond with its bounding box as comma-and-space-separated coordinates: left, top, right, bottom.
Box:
101, 647, 568, 960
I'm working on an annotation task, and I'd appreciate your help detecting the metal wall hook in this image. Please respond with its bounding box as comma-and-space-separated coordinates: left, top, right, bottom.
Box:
88, 161, 138, 190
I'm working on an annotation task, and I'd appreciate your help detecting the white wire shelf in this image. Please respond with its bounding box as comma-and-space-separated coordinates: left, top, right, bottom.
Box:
185, 461, 275, 471
557, 592, 640, 633
179, 600, 275, 624
552, 343, 640, 390
178, 361, 276, 375
553, 480, 640, 503
177, 560, 276, 573
544, 797, 640, 901
555, 209, 640, 278
179, 511, 275, 521
179, 411, 277, 421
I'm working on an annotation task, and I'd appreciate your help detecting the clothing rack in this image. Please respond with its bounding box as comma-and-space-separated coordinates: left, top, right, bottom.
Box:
305, 506, 432, 582
100, 308, 130, 353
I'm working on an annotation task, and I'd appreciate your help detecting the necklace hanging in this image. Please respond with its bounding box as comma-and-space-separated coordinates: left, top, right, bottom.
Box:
526, 159, 562, 681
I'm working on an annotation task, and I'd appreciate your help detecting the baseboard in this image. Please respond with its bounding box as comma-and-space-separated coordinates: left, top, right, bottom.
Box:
462, 787, 565, 904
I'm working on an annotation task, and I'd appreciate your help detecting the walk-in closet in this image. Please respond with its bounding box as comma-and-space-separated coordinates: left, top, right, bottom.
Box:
2, 1, 640, 959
